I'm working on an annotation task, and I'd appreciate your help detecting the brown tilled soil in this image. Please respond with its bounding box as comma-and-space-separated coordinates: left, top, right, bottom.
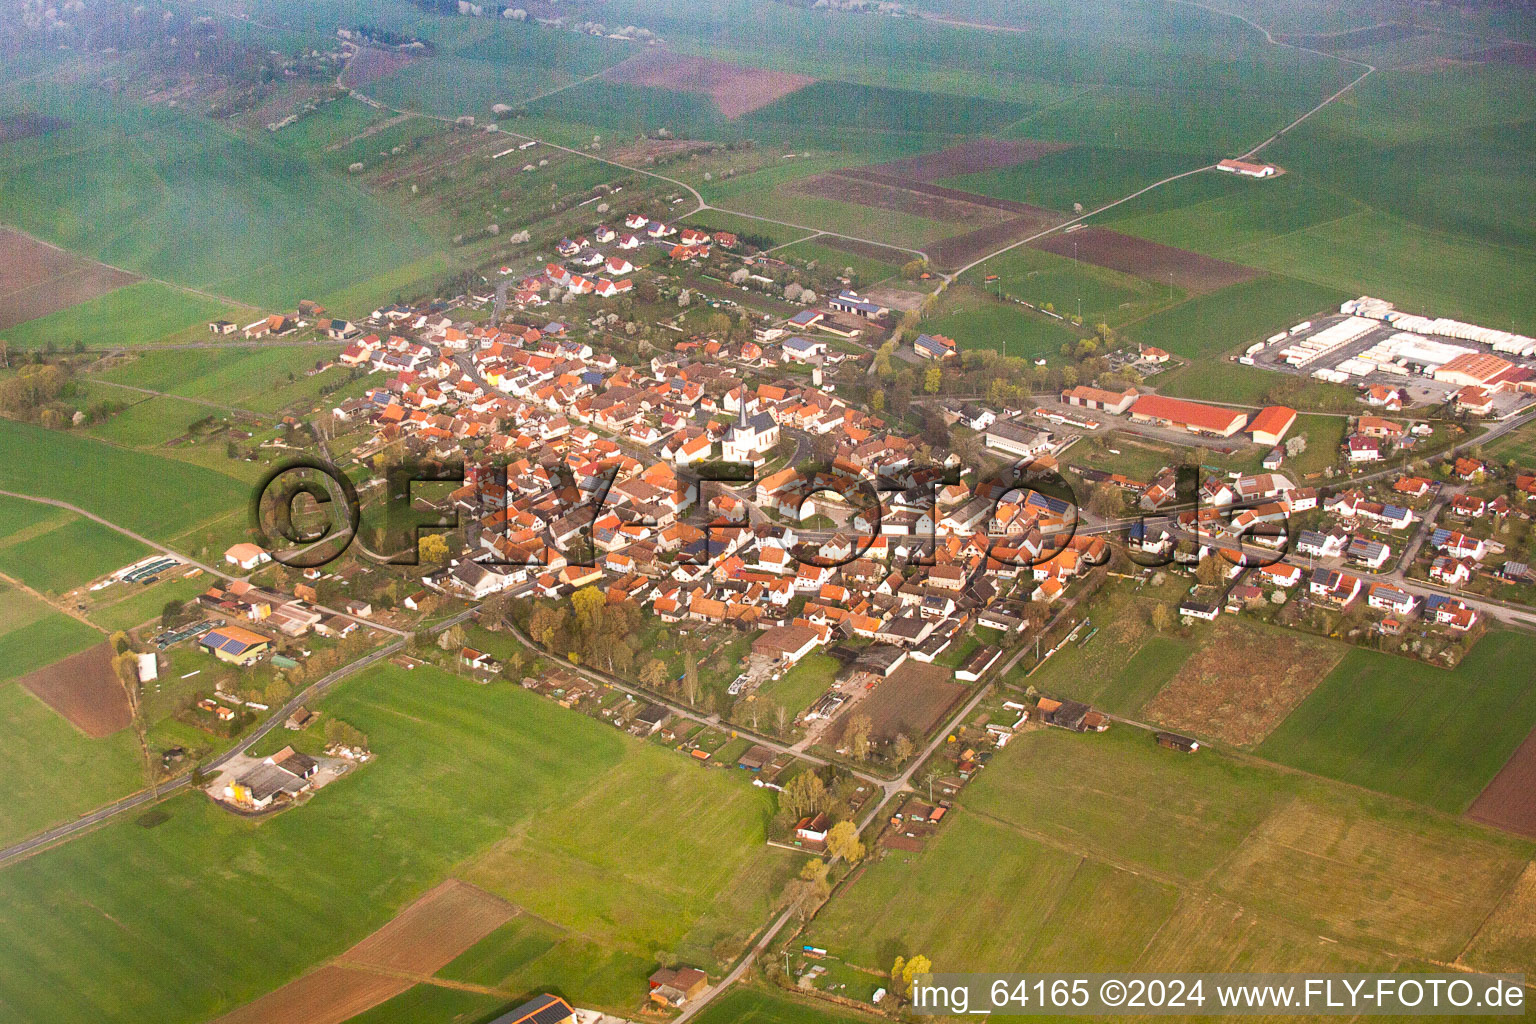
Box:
0, 113, 69, 144
786, 174, 999, 226
604, 49, 815, 119
16, 641, 131, 738
830, 660, 967, 744
1467, 726, 1536, 838
0, 228, 139, 331
340, 879, 517, 975
1463, 42, 1536, 67
1142, 621, 1343, 748
213, 880, 516, 1024
1033, 227, 1262, 294
928, 215, 1062, 269
340, 47, 416, 90
831, 169, 1056, 217
862, 138, 1073, 182
211, 966, 412, 1024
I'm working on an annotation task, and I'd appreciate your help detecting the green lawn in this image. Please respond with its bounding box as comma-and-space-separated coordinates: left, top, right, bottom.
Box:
0, 282, 234, 350
773, 239, 899, 289
1258, 631, 1536, 813
753, 652, 839, 720
0, 661, 795, 1022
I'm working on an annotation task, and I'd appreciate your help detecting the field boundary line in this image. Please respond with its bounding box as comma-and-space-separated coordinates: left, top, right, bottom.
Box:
0, 569, 107, 634
1451, 861, 1536, 968
328, 961, 514, 997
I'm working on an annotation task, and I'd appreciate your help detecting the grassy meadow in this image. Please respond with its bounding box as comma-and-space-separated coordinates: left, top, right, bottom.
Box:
804, 724, 1535, 979
0, 419, 248, 548
0, 662, 797, 1022
1258, 631, 1536, 814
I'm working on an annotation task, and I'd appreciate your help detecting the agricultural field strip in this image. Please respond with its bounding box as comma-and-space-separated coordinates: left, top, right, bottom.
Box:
87, 379, 263, 418
0, 222, 258, 314
1166, 0, 1377, 161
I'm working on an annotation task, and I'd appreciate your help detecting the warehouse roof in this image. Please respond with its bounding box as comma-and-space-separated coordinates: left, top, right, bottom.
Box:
1129, 394, 1246, 434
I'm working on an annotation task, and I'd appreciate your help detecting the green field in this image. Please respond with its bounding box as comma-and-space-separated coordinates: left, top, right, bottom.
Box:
95, 345, 354, 416
1018, 577, 1193, 715
1100, 63, 1536, 334
807, 725, 1534, 978
921, 287, 1079, 360
0, 282, 234, 350
0, 661, 795, 1022
944, 145, 1206, 212
0, 76, 445, 310
0, 419, 248, 547
1258, 631, 1536, 813
0, 676, 145, 847
1153, 358, 1358, 410
0, 586, 102, 683
961, 245, 1175, 327
86, 572, 210, 633
752, 652, 839, 721
367, 25, 637, 119
0, 511, 149, 593
773, 239, 899, 289
688, 986, 884, 1024
1122, 274, 1349, 359
340, 985, 504, 1024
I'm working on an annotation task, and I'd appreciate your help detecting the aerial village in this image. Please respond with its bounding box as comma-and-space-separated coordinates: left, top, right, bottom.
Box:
83, 196, 1535, 866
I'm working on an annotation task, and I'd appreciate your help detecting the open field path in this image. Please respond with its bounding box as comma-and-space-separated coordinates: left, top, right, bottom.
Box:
0, 568, 106, 633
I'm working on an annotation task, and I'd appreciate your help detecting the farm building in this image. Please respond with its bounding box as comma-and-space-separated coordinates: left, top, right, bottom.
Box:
955, 643, 1002, 682
1036, 697, 1109, 732
751, 624, 821, 667
649, 967, 709, 1007
1247, 405, 1297, 446
828, 290, 888, 319
1062, 384, 1136, 415
198, 625, 272, 666
224, 543, 271, 571
984, 420, 1054, 458
1216, 157, 1279, 177
488, 995, 576, 1024
1128, 395, 1246, 437
913, 333, 957, 360
223, 747, 318, 811
1155, 731, 1200, 752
